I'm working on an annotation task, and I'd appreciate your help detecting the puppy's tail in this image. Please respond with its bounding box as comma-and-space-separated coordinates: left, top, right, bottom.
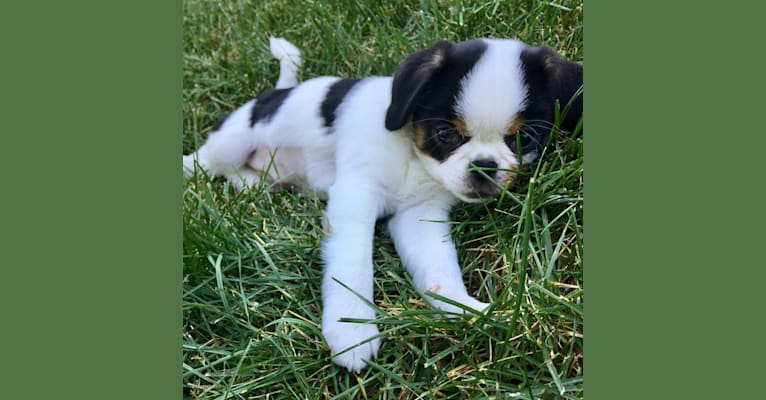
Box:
269, 36, 302, 89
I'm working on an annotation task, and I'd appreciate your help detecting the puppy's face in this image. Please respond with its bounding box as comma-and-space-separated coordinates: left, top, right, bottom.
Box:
386, 38, 583, 202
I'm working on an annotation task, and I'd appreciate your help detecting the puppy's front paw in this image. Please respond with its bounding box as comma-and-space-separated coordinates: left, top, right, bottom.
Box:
322, 319, 380, 373
429, 294, 490, 315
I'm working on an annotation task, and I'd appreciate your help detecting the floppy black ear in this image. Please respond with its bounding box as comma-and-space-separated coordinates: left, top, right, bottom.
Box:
523, 46, 583, 132
385, 40, 452, 131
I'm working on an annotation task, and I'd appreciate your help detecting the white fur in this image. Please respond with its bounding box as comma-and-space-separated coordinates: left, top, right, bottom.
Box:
455, 39, 528, 140
269, 36, 301, 89
419, 39, 529, 202
415, 136, 518, 203
183, 38, 540, 373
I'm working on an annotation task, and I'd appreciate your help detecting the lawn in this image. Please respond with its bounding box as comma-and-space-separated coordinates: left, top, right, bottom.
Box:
182, 0, 583, 398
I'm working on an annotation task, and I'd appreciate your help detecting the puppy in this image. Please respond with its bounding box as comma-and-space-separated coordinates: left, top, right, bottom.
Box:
183, 37, 583, 372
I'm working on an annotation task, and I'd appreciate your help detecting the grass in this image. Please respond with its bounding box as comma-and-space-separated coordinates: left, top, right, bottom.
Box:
183, 0, 583, 398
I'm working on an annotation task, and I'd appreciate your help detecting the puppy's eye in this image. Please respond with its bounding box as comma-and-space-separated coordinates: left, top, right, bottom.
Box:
517, 132, 533, 147
506, 131, 535, 152
434, 127, 462, 145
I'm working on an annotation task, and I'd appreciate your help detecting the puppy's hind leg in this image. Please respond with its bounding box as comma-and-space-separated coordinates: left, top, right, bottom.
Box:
183, 100, 259, 184
184, 38, 300, 182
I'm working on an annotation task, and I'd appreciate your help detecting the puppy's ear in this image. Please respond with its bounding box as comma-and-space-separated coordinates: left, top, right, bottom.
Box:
523, 46, 583, 131
385, 40, 452, 131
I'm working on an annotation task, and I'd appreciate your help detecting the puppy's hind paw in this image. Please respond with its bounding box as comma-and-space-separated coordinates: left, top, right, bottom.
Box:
182, 155, 196, 179
323, 322, 380, 373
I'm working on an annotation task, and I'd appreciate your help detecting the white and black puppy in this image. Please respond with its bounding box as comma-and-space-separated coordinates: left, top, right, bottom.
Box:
183, 37, 583, 372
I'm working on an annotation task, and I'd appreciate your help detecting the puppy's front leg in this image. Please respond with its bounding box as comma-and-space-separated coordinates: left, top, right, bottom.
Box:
388, 203, 490, 314
320, 181, 382, 372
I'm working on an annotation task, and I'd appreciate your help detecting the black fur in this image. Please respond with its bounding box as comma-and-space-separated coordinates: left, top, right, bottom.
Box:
386, 39, 487, 162
321, 78, 361, 130
520, 46, 583, 137
249, 87, 294, 127
386, 40, 462, 131
388, 40, 582, 164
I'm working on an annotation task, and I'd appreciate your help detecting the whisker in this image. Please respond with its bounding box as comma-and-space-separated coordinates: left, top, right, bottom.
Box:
523, 119, 567, 134
511, 126, 543, 149
522, 122, 565, 136
522, 122, 554, 129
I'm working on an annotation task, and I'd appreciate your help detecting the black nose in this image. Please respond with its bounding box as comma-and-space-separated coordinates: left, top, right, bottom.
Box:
471, 160, 497, 176
467, 159, 501, 199
471, 160, 497, 182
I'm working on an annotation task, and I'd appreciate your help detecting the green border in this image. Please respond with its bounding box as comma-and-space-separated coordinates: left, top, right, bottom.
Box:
1, 2, 181, 398
4, 0, 765, 398
588, 2, 765, 399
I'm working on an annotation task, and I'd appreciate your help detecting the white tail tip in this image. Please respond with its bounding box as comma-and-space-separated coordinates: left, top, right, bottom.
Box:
269, 37, 301, 65
269, 37, 302, 89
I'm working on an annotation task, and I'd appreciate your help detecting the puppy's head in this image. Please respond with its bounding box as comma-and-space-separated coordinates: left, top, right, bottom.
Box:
385, 38, 583, 202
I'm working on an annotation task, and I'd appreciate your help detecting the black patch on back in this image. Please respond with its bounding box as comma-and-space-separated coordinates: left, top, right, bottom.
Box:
249, 87, 294, 127
409, 40, 487, 162
320, 78, 361, 129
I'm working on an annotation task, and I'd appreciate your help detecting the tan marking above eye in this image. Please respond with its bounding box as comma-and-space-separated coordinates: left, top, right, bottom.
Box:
451, 117, 526, 138
414, 125, 426, 150
451, 118, 470, 137
505, 116, 526, 136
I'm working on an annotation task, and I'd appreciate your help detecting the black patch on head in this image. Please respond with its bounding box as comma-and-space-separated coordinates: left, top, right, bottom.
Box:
320, 78, 361, 130
398, 39, 486, 162
386, 40, 458, 131
249, 87, 294, 127
518, 46, 583, 155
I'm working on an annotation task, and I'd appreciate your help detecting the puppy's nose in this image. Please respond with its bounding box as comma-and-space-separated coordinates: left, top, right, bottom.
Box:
470, 159, 498, 180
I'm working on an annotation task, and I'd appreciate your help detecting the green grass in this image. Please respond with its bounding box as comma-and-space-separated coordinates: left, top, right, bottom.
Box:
183, 0, 583, 398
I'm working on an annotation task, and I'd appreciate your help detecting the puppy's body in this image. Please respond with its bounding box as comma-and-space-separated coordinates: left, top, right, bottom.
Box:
183, 37, 583, 372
